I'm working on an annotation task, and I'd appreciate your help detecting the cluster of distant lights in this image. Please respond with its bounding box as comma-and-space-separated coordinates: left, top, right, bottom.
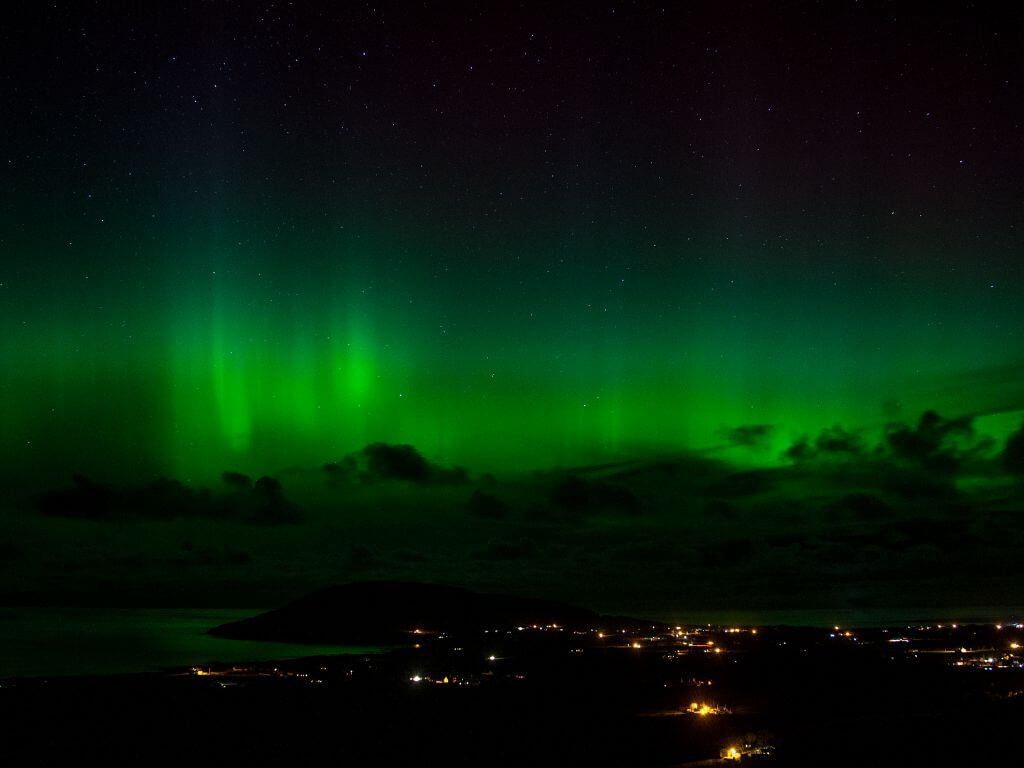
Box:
826, 622, 1024, 670
408, 674, 479, 685
185, 619, 1022, 765
406, 620, 1024, 689
189, 664, 328, 685
472, 626, 768, 765
405, 623, 752, 690
406, 622, 760, 682
688, 701, 730, 716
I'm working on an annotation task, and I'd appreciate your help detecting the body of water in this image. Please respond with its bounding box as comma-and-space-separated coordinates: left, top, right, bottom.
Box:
0, 607, 382, 679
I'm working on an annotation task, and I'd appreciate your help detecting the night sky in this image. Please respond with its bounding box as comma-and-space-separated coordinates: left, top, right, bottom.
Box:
2, 3, 1023, 614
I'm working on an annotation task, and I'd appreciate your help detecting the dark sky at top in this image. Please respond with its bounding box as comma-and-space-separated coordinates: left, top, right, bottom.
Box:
2, 2, 1023, 613
6, 3, 1023, 244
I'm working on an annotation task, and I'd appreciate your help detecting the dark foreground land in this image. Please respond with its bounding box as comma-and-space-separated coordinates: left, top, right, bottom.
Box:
3, 618, 1024, 766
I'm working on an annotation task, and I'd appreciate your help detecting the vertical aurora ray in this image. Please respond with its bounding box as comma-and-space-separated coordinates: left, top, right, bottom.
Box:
284, 331, 321, 439
167, 273, 223, 481
329, 296, 377, 449
209, 291, 252, 455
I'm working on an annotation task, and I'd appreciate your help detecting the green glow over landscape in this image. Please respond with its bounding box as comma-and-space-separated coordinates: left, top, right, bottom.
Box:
3, 3, 1024, 614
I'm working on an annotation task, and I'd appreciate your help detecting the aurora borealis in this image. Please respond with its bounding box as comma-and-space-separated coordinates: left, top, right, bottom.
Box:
3, 3, 1024, 613
4, 213, 1023, 486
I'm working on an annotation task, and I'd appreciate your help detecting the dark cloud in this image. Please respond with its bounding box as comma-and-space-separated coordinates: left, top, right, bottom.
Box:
704, 469, 775, 498
785, 412, 996, 476
324, 443, 469, 486
221, 471, 252, 490
815, 426, 866, 455
724, 424, 773, 448
34, 473, 302, 524
785, 426, 866, 462
1004, 419, 1024, 475
34, 475, 118, 521
322, 457, 357, 486
885, 410, 974, 473
247, 475, 303, 525
604, 454, 728, 483
363, 443, 431, 483
549, 476, 643, 519
784, 437, 815, 462
13, 409, 1024, 611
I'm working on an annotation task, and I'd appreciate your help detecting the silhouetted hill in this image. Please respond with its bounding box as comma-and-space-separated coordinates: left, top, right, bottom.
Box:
209, 581, 655, 644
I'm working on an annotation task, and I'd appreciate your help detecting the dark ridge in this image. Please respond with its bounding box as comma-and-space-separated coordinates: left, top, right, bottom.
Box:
209, 581, 658, 644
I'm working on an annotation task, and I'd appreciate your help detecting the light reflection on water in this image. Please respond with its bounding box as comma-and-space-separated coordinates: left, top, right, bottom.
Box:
0, 607, 383, 678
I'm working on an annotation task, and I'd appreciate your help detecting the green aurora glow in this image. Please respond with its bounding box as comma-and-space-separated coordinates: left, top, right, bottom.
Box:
3, 216, 1022, 487
3, 3, 1023, 490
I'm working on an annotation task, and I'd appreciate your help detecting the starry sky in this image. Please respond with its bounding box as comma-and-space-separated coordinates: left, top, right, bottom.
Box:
2, 3, 1024, 612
